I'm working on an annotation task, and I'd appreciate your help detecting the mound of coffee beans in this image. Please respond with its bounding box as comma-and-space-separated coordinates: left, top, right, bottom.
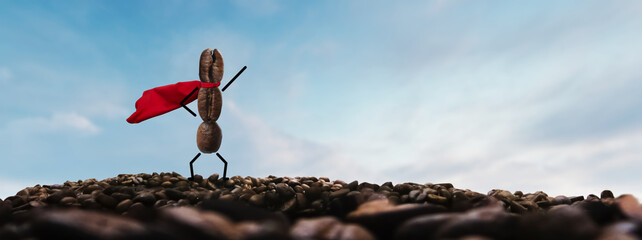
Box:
0, 173, 640, 240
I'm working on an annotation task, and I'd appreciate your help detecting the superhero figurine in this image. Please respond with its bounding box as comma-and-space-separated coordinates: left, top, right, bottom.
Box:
127, 48, 246, 180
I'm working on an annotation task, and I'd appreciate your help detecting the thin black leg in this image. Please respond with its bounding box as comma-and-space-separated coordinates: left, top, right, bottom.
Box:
216, 153, 228, 180
189, 153, 201, 180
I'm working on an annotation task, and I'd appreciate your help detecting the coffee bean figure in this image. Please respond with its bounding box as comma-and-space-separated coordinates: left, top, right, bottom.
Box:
126, 48, 246, 181
196, 49, 224, 152
183, 48, 244, 181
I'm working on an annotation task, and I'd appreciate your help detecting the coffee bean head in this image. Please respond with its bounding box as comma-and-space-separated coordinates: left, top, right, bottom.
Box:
210, 49, 224, 83
199, 49, 213, 83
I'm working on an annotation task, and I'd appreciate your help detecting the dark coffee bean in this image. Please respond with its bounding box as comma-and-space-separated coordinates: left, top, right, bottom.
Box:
348, 181, 359, 191
393, 184, 412, 195
249, 193, 266, 207
46, 190, 74, 204
60, 197, 77, 206
31, 209, 149, 239
520, 205, 599, 240
601, 190, 615, 199
164, 189, 184, 201
95, 193, 118, 209
133, 192, 156, 206
80, 198, 101, 209
395, 213, 458, 240
116, 199, 133, 213
570, 196, 585, 203
276, 183, 295, 200
330, 189, 350, 199
110, 192, 132, 202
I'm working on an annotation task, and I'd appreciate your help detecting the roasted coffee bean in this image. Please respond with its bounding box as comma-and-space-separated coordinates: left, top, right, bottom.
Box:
196, 121, 222, 153
197, 87, 222, 122
199, 48, 213, 83
210, 49, 224, 83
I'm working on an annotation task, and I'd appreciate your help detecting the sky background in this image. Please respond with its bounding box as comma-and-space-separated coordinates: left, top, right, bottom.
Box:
1, 1, 642, 199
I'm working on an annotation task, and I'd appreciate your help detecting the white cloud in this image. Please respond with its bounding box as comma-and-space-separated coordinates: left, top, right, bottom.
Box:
299, 0, 642, 195
453, 127, 642, 198
5, 112, 100, 135
51, 112, 100, 134
220, 93, 642, 201
224, 100, 373, 180
380, 120, 642, 199
66, 81, 131, 120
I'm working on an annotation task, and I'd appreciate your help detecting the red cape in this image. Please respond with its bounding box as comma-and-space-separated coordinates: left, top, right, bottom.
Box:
127, 81, 220, 123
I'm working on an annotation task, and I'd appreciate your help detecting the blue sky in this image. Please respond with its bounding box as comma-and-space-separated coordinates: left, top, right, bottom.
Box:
2, 1, 642, 199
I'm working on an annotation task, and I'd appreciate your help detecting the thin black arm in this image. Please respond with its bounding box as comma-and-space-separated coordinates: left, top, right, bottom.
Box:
221, 66, 247, 92
180, 87, 199, 117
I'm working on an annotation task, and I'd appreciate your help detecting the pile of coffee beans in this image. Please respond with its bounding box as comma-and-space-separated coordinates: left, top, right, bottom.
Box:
1, 172, 640, 240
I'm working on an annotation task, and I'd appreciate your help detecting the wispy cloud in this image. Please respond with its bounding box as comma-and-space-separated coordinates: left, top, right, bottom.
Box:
223, 100, 373, 179
5, 112, 100, 135
444, 126, 642, 198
